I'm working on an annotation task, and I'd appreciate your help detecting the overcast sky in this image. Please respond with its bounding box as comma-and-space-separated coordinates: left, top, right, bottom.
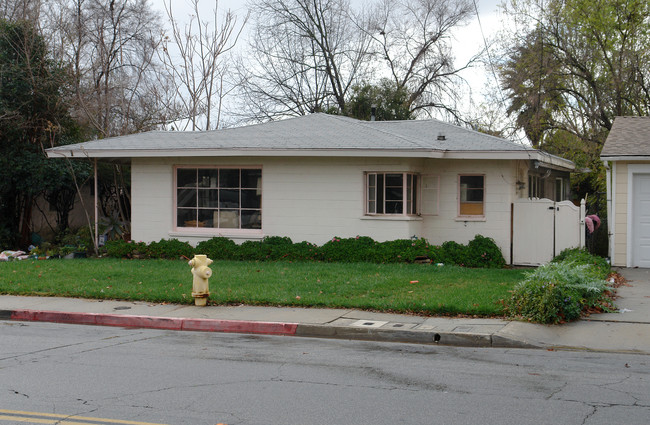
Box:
157, 0, 506, 120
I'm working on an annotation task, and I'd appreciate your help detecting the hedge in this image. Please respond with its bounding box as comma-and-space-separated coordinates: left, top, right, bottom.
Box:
105, 235, 506, 268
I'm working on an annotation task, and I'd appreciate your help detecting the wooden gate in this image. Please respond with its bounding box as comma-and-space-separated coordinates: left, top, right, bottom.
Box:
512, 198, 585, 266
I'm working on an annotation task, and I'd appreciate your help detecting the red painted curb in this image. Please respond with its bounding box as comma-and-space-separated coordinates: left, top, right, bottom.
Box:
9, 309, 298, 336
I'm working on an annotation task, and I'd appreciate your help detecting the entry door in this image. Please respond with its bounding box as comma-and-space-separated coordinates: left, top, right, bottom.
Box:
632, 174, 650, 267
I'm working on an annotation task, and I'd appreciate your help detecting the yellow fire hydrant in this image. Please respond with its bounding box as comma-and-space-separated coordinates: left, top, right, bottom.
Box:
189, 254, 213, 306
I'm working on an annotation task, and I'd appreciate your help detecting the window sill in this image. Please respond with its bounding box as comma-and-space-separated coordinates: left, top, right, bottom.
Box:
361, 215, 423, 221
455, 216, 486, 222
169, 229, 264, 240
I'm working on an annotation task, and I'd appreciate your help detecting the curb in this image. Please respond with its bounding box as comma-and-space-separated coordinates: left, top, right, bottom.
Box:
1, 309, 298, 336
1, 309, 539, 349
296, 324, 540, 348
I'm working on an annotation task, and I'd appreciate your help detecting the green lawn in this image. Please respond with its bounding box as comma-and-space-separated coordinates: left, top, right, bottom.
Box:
0, 259, 527, 316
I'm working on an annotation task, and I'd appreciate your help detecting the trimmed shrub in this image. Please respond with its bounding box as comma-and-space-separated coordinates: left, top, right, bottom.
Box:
146, 239, 194, 259
320, 236, 377, 263
195, 237, 238, 260
374, 239, 432, 263
105, 240, 147, 259
438, 240, 467, 266
464, 235, 506, 268
104, 234, 506, 268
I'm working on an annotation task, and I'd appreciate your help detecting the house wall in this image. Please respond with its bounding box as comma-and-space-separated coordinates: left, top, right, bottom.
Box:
131, 156, 519, 259
610, 161, 650, 267
613, 162, 628, 266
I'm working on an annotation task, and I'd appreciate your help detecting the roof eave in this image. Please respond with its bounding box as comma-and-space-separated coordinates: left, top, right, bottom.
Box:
600, 155, 650, 161
47, 148, 446, 159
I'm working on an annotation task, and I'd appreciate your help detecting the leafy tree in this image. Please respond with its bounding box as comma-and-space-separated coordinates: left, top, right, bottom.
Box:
0, 18, 83, 248
345, 79, 412, 121
500, 0, 650, 148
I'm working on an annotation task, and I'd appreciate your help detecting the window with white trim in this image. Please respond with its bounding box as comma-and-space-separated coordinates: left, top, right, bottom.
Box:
366, 172, 419, 215
529, 174, 543, 198
176, 167, 261, 229
459, 175, 484, 216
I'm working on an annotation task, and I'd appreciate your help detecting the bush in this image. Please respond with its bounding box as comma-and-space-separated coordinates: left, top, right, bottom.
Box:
195, 237, 238, 260
438, 240, 468, 266
464, 235, 506, 268
506, 254, 612, 324
320, 236, 377, 263
104, 234, 506, 268
105, 240, 147, 259
551, 248, 610, 278
146, 239, 194, 259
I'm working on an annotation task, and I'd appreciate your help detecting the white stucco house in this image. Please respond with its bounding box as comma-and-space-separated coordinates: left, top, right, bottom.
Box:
47, 113, 574, 263
601, 116, 650, 267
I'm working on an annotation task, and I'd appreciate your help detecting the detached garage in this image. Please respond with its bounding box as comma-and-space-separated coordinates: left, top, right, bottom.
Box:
601, 116, 650, 267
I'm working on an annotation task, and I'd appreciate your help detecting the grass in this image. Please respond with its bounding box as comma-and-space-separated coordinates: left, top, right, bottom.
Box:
0, 258, 527, 317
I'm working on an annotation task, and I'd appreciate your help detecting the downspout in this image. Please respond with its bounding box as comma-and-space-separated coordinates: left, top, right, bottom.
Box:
602, 160, 613, 263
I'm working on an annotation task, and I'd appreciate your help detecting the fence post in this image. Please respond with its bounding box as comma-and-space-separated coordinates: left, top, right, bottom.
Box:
580, 199, 586, 249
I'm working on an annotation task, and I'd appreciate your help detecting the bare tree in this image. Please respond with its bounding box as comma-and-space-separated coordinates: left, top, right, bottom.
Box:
44, 0, 165, 138
160, 0, 248, 131
235, 0, 373, 122
366, 0, 477, 119
0, 0, 41, 22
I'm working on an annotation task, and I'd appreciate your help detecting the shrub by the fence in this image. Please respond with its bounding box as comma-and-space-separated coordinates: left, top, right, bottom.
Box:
505, 250, 612, 324
105, 235, 505, 268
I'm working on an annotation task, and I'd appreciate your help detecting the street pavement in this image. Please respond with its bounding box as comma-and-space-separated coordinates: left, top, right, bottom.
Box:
1, 268, 648, 354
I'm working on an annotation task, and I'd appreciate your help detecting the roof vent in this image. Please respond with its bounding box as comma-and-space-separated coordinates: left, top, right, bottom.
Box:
437, 133, 446, 141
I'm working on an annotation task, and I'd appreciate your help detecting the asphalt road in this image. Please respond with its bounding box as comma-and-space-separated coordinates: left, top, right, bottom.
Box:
1, 321, 649, 425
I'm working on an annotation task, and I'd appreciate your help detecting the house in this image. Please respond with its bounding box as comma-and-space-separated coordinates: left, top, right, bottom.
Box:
601, 116, 650, 267
46, 113, 575, 263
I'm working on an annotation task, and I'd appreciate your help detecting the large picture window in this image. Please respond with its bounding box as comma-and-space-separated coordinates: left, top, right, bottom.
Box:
176, 167, 261, 230
366, 172, 418, 215
459, 175, 484, 216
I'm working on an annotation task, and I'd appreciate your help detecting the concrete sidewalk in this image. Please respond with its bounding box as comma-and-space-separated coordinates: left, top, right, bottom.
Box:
1, 268, 649, 353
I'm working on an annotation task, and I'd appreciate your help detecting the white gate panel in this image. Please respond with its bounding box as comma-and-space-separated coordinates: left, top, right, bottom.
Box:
513, 198, 555, 265
555, 201, 581, 253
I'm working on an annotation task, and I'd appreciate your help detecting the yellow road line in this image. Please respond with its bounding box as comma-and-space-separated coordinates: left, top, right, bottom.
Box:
0, 410, 169, 425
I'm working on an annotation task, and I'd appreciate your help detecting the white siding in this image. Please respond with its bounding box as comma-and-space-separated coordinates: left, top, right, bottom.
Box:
131, 157, 518, 258
419, 159, 518, 260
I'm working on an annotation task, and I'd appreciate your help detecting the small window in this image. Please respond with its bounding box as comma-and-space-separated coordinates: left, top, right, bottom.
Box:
176, 167, 262, 230
459, 175, 484, 216
529, 174, 543, 198
366, 172, 419, 215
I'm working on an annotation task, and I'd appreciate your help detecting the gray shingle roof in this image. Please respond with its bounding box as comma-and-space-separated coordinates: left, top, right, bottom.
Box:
46, 113, 573, 169
601, 116, 650, 157
47, 113, 532, 154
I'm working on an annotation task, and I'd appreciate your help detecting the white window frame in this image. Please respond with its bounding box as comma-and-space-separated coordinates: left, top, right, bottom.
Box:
365, 172, 419, 216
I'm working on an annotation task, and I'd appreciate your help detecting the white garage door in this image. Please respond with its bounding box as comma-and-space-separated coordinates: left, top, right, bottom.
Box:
632, 174, 650, 268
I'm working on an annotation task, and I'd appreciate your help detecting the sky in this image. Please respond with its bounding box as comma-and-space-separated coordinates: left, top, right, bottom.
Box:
157, 0, 506, 122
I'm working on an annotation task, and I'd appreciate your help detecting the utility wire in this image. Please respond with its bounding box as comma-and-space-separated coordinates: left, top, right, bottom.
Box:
472, 0, 507, 106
